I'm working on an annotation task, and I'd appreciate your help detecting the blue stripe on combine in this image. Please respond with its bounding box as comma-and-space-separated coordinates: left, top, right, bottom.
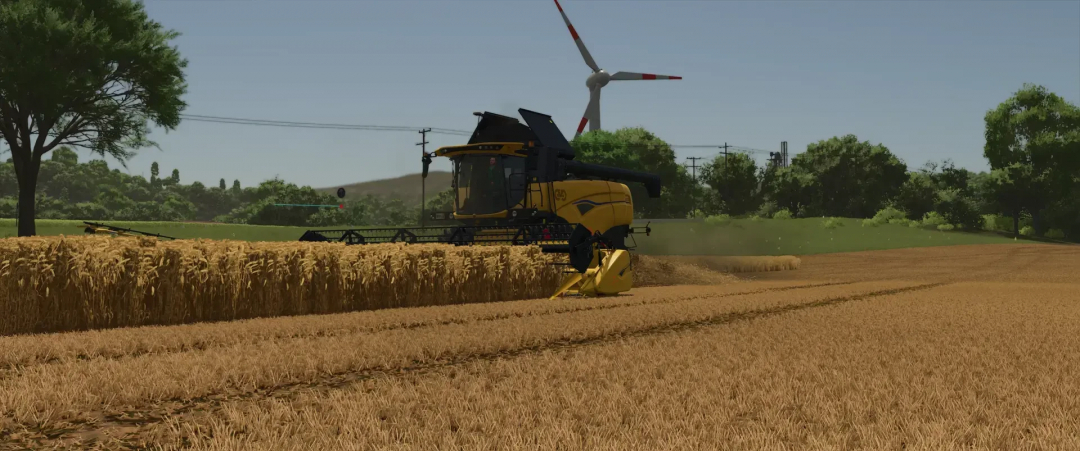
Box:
572, 199, 630, 206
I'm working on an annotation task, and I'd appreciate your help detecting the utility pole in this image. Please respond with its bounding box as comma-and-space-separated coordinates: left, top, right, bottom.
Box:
685, 156, 704, 218
417, 128, 431, 227
719, 143, 731, 212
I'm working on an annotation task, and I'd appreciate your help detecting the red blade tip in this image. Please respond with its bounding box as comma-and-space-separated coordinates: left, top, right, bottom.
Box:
567, 25, 579, 40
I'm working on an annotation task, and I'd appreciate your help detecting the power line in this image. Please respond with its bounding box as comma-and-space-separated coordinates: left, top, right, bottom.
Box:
670, 144, 769, 154
178, 114, 473, 136
178, 113, 775, 154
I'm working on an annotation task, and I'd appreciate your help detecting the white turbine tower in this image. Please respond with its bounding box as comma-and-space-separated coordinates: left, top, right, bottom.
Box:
553, 0, 682, 138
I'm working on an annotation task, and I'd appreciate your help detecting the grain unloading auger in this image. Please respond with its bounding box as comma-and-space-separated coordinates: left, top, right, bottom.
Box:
299, 108, 660, 299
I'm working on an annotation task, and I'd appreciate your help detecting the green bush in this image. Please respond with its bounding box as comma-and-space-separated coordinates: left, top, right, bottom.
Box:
861, 206, 909, 227
704, 214, 732, 227
748, 215, 764, 222
755, 201, 778, 218
937, 224, 955, 231
1020, 226, 1035, 237
934, 189, 983, 230
772, 209, 793, 220
981, 214, 1033, 234
920, 211, 947, 228
686, 209, 705, 219
872, 206, 907, 223
982, 214, 1007, 232
1046, 229, 1066, 239
822, 217, 845, 229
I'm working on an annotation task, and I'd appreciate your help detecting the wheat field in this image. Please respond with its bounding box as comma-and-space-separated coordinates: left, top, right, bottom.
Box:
0, 236, 797, 336
0, 236, 566, 335
0, 243, 1077, 450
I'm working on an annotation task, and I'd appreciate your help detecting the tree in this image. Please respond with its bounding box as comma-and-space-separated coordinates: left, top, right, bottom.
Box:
792, 135, 908, 218
571, 128, 695, 218
0, 0, 187, 236
933, 160, 972, 194
231, 178, 339, 226
984, 83, 1080, 236
150, 162, 160, 184
700, 152, 760, 215
895, 160, 983, 224
50, 146, 78, 166
894, 171, 937, 221
985, 163, 1042, 237
164, 168, 180, 187
219, 178, 227, 190
760, 164, 814, 217
426, 187, 455, 212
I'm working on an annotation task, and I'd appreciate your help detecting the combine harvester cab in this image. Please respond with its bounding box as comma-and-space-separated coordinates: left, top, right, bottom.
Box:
299, 109, 660, 299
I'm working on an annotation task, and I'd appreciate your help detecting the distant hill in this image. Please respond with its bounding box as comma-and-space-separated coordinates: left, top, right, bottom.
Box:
318, 171, 453, 206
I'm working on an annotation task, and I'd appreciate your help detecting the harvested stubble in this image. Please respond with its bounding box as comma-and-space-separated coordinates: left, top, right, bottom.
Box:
656, 255, 801, 273
630, 254, 797, 287
0, 236, 564, 336
630, 254, 741, 287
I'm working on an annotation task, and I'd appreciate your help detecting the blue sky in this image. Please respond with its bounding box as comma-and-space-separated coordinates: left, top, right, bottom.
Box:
102, 0, 1080, 189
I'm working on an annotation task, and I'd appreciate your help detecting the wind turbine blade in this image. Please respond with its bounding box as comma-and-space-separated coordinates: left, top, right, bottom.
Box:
574, 87, 602, 138
610, 72, 682, 81
554, 0, 600, 72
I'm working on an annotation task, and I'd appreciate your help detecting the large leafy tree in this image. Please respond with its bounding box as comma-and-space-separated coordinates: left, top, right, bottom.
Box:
700, 152, 760, 215
229, 178, 340, 227
571, 128, 694, 218
894, 171, 937, 221
760, 164, 814, 216
0, 0, 187, 236
895, 160, 983, 229
984, 83, 1080, 236
792, 135, 908, 218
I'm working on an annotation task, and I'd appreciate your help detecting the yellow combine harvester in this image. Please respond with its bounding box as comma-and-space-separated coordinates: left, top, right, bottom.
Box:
300, 109, 661, 299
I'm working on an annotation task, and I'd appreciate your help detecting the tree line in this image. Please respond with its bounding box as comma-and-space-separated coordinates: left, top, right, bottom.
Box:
2, 84, 1076, 240
0, 150, 454, 227
570, 83, 1079, 239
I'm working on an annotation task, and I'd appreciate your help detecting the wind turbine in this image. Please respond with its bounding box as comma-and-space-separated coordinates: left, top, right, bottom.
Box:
553, 0, 682, 139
